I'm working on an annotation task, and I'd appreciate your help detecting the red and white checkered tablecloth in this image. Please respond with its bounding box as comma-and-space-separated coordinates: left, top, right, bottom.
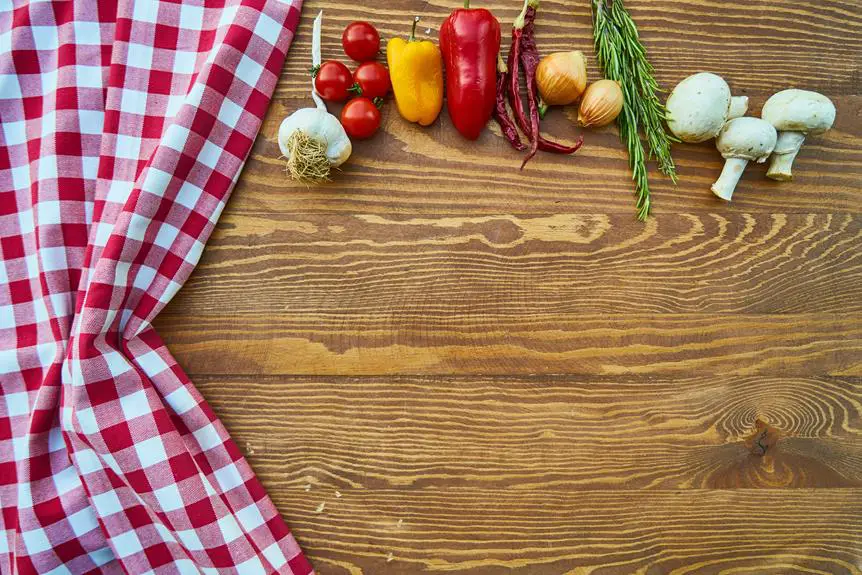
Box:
0, 1, 314, 573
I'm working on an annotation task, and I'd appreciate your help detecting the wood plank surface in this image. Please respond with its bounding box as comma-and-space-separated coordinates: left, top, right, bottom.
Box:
195, 375, 862, 490
270, 489, 862, 574
157, 0, 862, 571
226, 0, 862, 217
171, 212, 862, 315
159, 311, 862, 376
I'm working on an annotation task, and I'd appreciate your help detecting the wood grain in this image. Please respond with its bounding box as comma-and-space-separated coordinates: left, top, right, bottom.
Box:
155, 312, 862, 376
160, 0, 862, 571
165, 212, 862, 315
270, 488, 862, 574
195, 375, 862, 490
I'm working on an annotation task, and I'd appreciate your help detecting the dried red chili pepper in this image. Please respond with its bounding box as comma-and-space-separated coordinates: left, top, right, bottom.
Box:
494, 53, 526, 151
518, 2, 542, 167
506, 13, 529, 137
507, 0, 583, 168
538, 132, 583, 155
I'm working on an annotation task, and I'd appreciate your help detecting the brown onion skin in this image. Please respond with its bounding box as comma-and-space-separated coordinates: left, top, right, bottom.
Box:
536, 51, 587, 106
578, 79, 624, 128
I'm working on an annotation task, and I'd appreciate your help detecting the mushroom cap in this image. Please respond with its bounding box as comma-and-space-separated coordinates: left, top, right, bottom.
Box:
761, 89, 836, 135
715, 117, 778, 162
666, 72, 732, 143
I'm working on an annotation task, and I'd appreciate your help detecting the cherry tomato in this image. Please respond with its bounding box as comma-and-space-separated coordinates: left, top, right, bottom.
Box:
314, 61, 352, 102
351, 62, 390, 99
342, 21, 380, 62
340, 97, 381, 139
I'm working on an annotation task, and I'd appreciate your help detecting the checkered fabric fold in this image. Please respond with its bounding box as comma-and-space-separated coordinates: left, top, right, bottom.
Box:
1, 1, 313, 573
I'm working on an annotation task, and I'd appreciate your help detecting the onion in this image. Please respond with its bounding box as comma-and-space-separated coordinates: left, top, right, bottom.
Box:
535, 51, 587, 107
578, 79, 624, 128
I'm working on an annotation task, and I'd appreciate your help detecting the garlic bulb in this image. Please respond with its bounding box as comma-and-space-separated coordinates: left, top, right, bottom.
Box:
278, 11, 351, 182
278, 108, 351, 167
578, 79, 623, 128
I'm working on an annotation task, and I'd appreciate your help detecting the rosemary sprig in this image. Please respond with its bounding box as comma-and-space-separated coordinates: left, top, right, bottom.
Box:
591, 0, 677, 220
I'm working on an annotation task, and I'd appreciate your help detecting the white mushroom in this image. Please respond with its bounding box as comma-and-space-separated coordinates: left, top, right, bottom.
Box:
666, 72, 749, 143
711, 117, 777, 201
761, 89, 835, 181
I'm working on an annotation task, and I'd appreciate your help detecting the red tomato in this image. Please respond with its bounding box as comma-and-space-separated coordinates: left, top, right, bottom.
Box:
314, 61, 352, 102
342, 21, 380, 62
352, 62, 390, 99
340, 97, 381, 139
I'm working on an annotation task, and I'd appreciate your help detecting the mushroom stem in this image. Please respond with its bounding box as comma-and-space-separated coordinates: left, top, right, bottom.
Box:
728, 96, 749, 120
711, 158, 749, 201
766, 131, 806, 181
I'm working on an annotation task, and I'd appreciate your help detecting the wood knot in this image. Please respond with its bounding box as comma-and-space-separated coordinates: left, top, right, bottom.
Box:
744, 419, 780, 456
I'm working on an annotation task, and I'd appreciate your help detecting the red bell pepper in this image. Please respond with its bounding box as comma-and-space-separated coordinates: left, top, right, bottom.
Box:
439, 0, 501, 140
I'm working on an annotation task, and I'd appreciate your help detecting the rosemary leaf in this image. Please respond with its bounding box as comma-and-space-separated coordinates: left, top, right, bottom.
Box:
591, 0, 677, 221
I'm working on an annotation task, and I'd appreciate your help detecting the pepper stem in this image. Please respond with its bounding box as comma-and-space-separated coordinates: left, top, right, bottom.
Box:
496, 52, 507, 73
514, 0, 539, 29
409, 16, 420, 41
464, 0, 470, 7
538, 98, 548, 119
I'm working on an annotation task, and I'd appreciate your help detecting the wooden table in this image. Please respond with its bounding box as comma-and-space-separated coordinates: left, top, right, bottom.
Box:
156, 0, 862, 572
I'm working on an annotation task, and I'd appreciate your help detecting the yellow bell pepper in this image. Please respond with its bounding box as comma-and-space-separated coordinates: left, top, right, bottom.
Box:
387, 18, 443, 127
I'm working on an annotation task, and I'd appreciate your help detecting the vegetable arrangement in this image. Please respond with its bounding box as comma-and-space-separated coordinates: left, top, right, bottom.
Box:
279, 12, 389, 181
280, 3, 836, 220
